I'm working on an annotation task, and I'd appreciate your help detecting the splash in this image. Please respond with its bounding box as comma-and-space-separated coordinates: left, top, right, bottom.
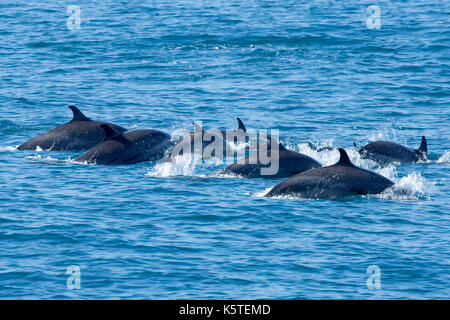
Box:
0, 120, 21, 134
296, 140, 336, 165
252, 187, 273, 198
367, 127, 401, 143
146, 154, 203, 177
0, 146, 18, 152
377, 172, 438, 200
218, 171, 244, 179
25, 154, 61, 162
25, 154, 81, 165
70, 159, 96, 165
296, 141, 381, 170
437, 151, 450, 163
256, 138, 437, 201
147, 138, 249, 178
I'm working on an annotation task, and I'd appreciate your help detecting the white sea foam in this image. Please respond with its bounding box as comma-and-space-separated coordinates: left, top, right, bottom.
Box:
437, 151, 450, 163
0, 146, 18, 151
252, 187, 273, 198
218, 171, 244, 179
377, 172, 438, 200
296, 142, 381, 170
146, 154, 201, 177
25, 154, 81, 165
367, 127, 401, 143
67, 158, 92, 165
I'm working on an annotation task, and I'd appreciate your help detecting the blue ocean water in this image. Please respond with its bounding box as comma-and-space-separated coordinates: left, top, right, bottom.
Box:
0, 0, 449, 299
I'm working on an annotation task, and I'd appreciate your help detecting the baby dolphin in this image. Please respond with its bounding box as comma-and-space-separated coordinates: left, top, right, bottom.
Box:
357, 136, 428, 164
222, 139, 322, 178
266, 148, 394, 199
18, 106, 127, 151
76, 124, 171, 165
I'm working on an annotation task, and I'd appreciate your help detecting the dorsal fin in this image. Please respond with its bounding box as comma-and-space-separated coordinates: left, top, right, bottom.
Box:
236, 118, 246, 132
100, 124, 131, 146
100, 124, 121, 140
418, 136, 427, 154
278, 141, 287, 151
308, 142, 317, 150
267, 137, 286, 151
69, 105, 90, 122
336, 148, 354, 166
193, 122, 203, 133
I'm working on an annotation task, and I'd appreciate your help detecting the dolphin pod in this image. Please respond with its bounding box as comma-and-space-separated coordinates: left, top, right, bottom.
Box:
16, 107, 434, 199
18, 106, 127, 151
265, 148, 394, 199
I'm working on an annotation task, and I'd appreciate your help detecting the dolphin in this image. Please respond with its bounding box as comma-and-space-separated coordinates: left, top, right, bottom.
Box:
265, 148, 394, 199
357, 136, 428, 164
158, 118, 247, 164
222, 139, 322, 178
75, 124, 171, 165
220, 117, 246, 141
18, 106, 127, 151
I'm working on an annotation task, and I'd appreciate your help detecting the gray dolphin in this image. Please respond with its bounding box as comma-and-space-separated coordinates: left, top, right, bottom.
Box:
222, 139, 322, 178
266, 148, 394, 199
76, 124, 171, 165
357, 136, 428, 164
307, 142, 334, 152
158, 118, 246, 164
18, 106, 127, 151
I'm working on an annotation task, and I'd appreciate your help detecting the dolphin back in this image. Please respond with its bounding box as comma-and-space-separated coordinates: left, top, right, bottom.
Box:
266, 148, 393, 199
